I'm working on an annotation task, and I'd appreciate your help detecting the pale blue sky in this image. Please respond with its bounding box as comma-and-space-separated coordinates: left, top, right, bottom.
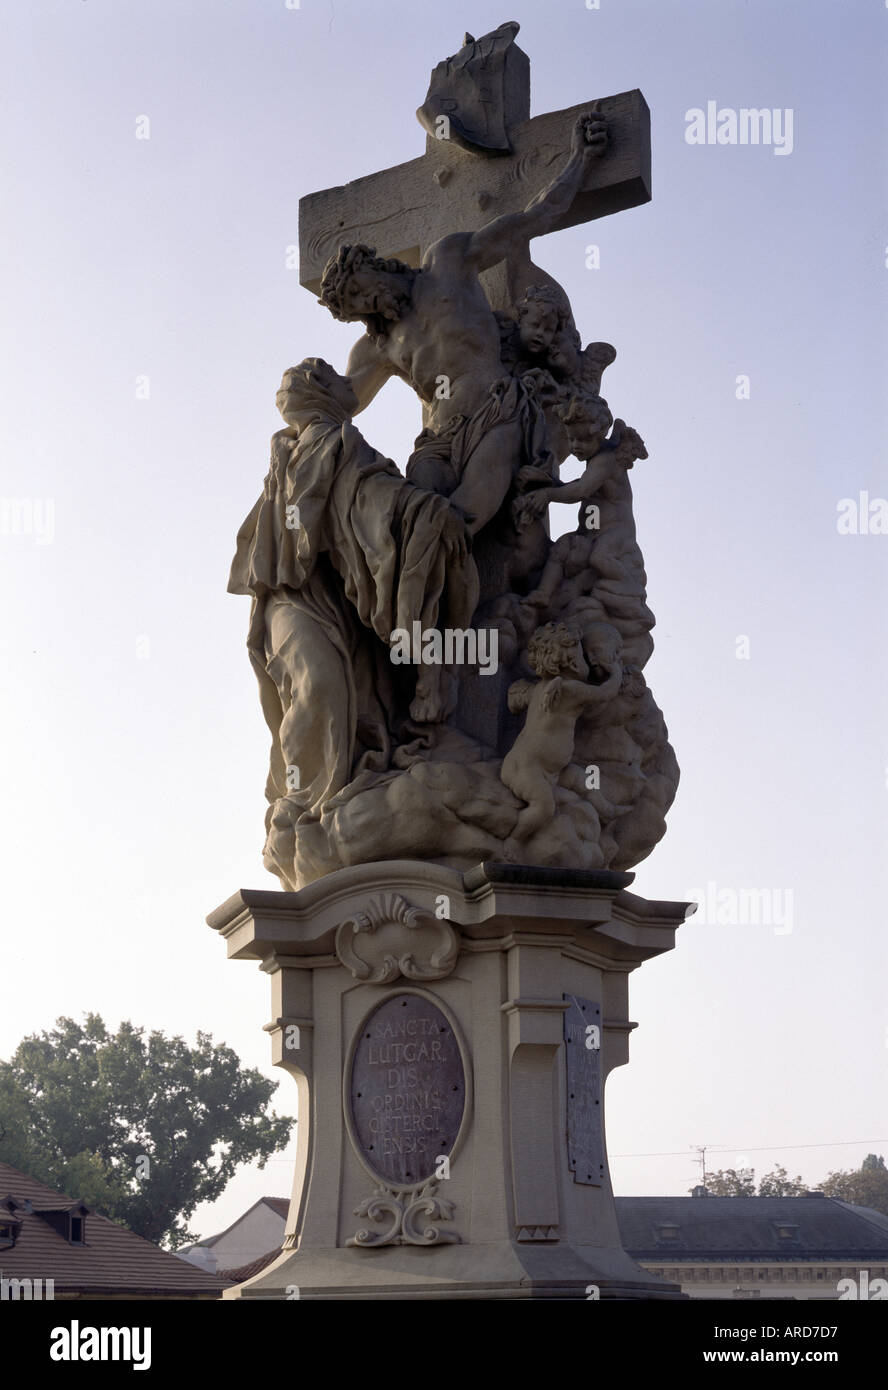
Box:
1, 0, 885, 1239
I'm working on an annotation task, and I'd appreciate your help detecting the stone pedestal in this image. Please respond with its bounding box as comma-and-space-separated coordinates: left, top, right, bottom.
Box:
208, 861, 689, 1300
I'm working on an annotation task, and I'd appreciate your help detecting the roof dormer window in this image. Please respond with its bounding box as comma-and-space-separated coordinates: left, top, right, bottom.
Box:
31, 1201, 90, 1244
0, 1218, 21, 1248
0, 1197, 23, 1247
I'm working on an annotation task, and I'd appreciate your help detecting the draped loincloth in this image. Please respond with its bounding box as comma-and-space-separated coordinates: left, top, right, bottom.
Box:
405, 373, 556, 498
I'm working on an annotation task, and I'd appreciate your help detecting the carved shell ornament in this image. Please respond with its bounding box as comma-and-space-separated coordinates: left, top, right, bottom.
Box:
334, 892, 459, 984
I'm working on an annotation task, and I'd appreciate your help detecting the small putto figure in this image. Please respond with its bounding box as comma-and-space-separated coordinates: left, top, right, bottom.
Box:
501, 621, 621, 853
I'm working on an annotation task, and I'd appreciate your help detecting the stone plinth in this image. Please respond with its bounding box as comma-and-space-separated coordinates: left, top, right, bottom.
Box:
208, 861, 689, 1300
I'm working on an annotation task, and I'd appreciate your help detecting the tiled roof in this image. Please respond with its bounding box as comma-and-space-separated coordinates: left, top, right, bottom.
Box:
217, 1247, 282, 1282
0, 1162, 231, 1296
617, 1195, 888, 1260
263, 1197, 289, 1220
836, 1202, 888, 1234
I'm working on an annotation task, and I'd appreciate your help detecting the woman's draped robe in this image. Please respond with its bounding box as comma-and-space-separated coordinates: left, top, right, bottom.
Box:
229, 405, 478, 886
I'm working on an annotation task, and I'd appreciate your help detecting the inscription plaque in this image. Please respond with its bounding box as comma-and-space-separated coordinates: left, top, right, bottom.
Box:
349, 993, 465, 1188
564, 994, 604, 1186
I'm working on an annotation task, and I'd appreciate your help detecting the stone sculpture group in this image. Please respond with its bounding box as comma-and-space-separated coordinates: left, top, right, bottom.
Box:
229, 25, 678, 890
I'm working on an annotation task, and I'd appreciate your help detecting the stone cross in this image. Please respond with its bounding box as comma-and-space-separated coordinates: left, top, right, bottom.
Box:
298, 32, 651, 313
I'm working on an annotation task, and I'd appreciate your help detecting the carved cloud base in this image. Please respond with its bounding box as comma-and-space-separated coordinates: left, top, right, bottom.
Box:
208, 860, 690, 1300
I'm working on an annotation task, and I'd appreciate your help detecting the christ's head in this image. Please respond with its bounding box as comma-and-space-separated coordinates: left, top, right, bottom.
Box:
318, 244, 415, 338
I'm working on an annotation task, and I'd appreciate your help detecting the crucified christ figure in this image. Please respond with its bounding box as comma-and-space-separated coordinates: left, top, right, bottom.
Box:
316, 111, 608, 536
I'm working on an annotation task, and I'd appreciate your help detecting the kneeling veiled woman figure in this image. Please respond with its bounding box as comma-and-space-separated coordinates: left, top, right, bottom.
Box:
228, 358, 477, 887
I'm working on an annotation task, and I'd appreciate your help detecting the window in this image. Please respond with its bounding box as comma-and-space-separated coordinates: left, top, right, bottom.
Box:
656, 1223, 679, 1243
32, 1206, 88, 1242
0, 1220, 19, 1248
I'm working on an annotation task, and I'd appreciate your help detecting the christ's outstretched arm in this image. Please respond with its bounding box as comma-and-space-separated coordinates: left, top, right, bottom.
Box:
461, 111, 607, 273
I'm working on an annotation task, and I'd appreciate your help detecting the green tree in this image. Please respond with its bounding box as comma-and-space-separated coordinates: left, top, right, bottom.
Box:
757, 1165, 809, 1197
0, 1014, 293, 1247
692, 1167, 756, 1196
821, 1154, 888, 1218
